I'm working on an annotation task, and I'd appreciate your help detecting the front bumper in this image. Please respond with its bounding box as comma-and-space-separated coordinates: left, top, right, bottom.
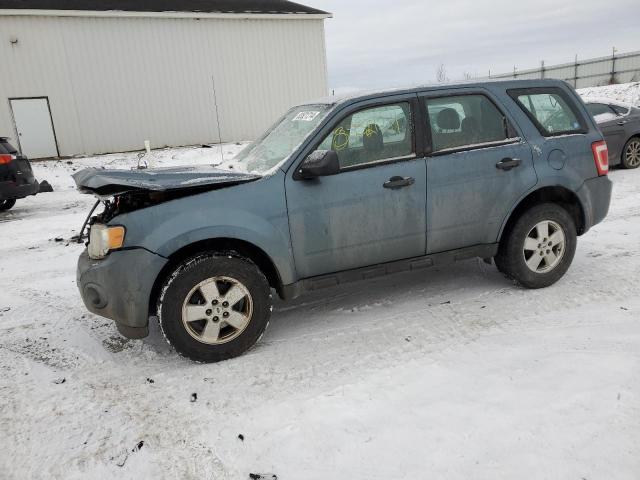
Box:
576, 175, 612, 233
77, 248, 167, 338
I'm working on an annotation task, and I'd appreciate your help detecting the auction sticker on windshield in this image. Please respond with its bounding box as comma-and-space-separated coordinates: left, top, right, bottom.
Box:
293, 111, 320, 122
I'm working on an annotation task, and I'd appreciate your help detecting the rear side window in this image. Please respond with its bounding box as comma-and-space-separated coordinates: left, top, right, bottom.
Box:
509, 87, 586, 136
425, 94, 512, 152
611, 104, 629, 115
586, 103, 615, 117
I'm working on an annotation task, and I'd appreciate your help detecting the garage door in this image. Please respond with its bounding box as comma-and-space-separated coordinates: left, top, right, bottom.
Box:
10, 98, 59, 159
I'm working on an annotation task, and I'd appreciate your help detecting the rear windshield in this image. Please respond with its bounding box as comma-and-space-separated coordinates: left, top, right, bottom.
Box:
0, 138, 17, 154
508, 87, 587, 136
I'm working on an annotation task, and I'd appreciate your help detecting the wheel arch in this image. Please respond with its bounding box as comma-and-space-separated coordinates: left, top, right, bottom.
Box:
499, 186, 586, 243
148, 237, 285, 318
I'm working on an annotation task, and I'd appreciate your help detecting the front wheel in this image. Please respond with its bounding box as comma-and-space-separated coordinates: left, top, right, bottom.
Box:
495, 203, 577, 288
621, 137, 640, 169
0, 199, 16, 211
158, 254, 271, 362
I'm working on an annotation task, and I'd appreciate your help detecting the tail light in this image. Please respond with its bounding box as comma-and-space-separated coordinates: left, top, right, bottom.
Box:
591, 141, 609, 176
0, 154, 14, 165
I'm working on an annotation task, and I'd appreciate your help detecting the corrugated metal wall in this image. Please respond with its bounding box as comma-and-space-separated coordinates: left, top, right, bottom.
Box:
0, 14, 328, 156
490, 50, 640, 89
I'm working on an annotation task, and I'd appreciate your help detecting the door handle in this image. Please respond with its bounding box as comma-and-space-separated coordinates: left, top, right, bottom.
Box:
383, 176, 415, 189
496, 158, 521, 171
617, 120, 627, 126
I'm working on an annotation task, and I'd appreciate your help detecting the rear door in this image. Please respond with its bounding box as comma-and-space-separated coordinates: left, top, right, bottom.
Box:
285, 96, 427, 278
420, 89, 536, 253
587, 103, 626, 164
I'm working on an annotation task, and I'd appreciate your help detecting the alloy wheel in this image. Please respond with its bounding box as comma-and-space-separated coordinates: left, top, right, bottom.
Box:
523, 220, 566, 273
625, 140, 640, 168
181, 276, 253, 345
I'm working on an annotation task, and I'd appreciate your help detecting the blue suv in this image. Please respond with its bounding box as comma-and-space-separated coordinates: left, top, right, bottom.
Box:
75, 79, 612, 362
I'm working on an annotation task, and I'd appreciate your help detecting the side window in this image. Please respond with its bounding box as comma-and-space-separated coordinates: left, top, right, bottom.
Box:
425, 94, 510, 152
509, 88, 585, 136
586, 103, 615, 117
317, 103, 413, 169
610, 104, 629, 116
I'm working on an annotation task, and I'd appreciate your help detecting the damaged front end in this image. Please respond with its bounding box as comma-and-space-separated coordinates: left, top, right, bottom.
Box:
73, 165, 261, 241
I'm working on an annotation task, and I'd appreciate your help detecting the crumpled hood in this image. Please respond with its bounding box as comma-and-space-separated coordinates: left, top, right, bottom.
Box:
73, 165, 261, 196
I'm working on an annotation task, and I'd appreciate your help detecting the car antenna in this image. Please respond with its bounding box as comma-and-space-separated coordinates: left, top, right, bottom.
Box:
211, 74, 225, 166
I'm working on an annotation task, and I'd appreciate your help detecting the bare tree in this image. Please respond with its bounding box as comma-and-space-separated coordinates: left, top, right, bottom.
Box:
436, 64, 449, 83
463, 71, 474, 80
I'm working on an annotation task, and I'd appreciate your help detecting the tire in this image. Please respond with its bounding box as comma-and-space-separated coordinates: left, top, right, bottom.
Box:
621, 137, 640, 169
0, 199, 16, 211
495, 203, 577, 289
158, 254, 271, 362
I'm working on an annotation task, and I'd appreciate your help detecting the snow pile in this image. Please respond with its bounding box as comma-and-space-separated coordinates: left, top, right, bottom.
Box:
578, 82, 640, 106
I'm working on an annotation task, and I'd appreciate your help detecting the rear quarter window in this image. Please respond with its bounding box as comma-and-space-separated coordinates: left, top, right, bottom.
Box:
508, 87, 587, 137
610, 104, 630, 116
586, 103, 615, 117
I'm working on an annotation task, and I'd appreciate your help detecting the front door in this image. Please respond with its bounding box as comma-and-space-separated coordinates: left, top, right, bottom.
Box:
10, 97, 59, 159
421, 90, 537, 253
285, 97, 427, 279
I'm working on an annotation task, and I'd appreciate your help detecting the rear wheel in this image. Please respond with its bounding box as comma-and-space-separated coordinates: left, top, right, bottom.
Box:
0, 199, 16, 211
495, 203, 577, 288
158, 254, 271, 362
621, 137, 640, 169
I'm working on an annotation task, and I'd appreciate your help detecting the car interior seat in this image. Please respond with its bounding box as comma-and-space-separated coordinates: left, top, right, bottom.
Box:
461, 115, 480, 145
435, 108, 461, 149
362, 123, 384, 160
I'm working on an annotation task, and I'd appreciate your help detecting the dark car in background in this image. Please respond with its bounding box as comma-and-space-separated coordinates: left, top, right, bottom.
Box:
0, 137, 52, 211
584, 99, 640, 169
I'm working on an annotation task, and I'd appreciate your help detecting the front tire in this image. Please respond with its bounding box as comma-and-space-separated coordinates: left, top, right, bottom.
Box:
158, 254, 271, 362
0, 199, 16, 211
495, 203, 577, 288
621, 137, 640, 169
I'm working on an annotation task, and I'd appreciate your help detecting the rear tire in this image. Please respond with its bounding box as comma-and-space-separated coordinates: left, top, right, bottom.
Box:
621, 137, 640, 169
495, 203, 576, 288
0, 199, 16, 211
158, 254, 271, 363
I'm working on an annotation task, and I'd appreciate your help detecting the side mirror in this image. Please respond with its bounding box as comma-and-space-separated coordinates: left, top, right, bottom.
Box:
298, 150, 340, 179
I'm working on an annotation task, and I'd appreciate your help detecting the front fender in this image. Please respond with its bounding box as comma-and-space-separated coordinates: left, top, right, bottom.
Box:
113, 172, 297, 285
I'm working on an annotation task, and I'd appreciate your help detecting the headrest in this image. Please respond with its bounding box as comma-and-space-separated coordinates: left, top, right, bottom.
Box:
362, 123, 383, 152
437, 108, 460, 130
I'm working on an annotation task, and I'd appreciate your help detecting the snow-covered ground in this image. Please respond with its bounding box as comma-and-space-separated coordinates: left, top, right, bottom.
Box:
1, 145, 640, 479
578, 82, 640, 106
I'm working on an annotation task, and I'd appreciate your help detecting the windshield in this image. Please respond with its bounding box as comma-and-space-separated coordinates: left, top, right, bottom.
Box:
220, 104, 331, 174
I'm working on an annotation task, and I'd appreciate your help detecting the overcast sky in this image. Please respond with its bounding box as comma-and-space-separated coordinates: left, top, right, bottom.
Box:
310, 0, 640, 92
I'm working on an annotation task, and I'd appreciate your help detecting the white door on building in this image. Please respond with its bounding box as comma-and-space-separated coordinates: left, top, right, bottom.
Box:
10, 98, 59, 159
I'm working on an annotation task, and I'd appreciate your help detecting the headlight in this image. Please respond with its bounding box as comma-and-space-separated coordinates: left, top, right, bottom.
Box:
88, 224, 125, 259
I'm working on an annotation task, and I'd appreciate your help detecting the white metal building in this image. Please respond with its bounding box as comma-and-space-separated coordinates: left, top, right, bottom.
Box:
0, 0, 330, 158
